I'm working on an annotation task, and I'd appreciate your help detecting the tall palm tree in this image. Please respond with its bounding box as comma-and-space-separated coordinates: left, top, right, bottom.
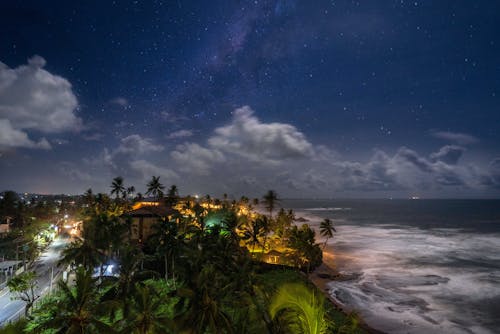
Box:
165, 185, 179, 206
150, 218, 179, 282
126, 186, 136, 199
111, 176, 126, 200
269, 283, 330, 334
262, 190, 279, 219
146, 176, 165, 201
241, 218, 266, 256
84, 188, 94, 206
319, 218, 336, 250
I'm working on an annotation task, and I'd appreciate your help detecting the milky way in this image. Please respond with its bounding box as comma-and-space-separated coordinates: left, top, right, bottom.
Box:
0, 1, 499, 198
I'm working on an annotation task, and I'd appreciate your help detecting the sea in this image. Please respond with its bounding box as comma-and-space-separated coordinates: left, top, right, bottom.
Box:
282, 199, 500, 334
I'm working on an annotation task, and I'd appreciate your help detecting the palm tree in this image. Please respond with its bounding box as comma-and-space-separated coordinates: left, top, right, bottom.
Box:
27, 268, 114, 333
269, 283, 330, 334
111, 176, 126, 200
126, 186, 136, 198
84, 188, 94, 206
175, 264, 234, 334
241, 218, 266, 256
288, 225, 323, 274
262, 190, 279, 219
319, 219, 336, 250
146, 176, 165, 201
165, 185, 179, 206
257, 216, 271, 253
120, 283, 172, 334
150, 218, 179, 282
59, 238, 105, 272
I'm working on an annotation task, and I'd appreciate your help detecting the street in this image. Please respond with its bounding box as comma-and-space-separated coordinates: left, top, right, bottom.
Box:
0, 236, 70, 326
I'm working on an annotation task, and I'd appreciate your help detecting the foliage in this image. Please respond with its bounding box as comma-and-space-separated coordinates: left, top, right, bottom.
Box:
0, 319, 28, 334
319, 219, 336, 250
270, 282, 330, 334
111, 176, 126, 200
288, 225, 323, 273
145, 176, 165, 200
20, 180, 368, 334
7, 271, 39, 316
26, 267, 114, 334
262, 190, 279, 219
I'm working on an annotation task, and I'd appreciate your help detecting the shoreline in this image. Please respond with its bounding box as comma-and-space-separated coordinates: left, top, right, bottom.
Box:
309, 262, 386, 334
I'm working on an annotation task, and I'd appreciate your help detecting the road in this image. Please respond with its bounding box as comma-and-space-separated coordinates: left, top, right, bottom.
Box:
0, 237, 70, 326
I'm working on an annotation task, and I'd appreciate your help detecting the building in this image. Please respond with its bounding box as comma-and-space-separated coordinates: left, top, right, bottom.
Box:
123, 201, 177, 243
0, 221, 10, 237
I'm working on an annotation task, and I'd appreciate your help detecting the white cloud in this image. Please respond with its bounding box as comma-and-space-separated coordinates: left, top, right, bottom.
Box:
208, 106, 314, 162
170, 106, 314, 175
171, 143, 225, 175
160, 112, 190, 123
0, 55, 81, 133
166, 129, 193, 139
431, 131, 479, 145
116, 134, 164, 155
0, 119, 51, 150
129, 160, 178, 180
430, 145, 465, 165
0, 56, 80, 150
109, 97, 129, 107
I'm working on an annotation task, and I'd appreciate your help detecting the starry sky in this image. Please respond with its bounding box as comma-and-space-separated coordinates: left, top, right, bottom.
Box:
1, 0, 499, 198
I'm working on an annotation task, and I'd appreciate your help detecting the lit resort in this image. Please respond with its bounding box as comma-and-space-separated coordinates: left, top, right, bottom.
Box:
0, 177, 360, 334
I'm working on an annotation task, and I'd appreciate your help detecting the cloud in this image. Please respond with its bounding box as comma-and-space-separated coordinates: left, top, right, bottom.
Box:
431, 131, 479, 145
166, 129, 193, 140
0, 55, 81, 133
129, 160, 178, 181
59, 162, 92, 181
116, 134, 164, 155
165, 107, 495, 196
337, 146, 470, 190
208, 106, 314, 163
170, 106, 314, 176
171, 143, 225, 175
82, 133, 104, 141
109, 97, 129, 107
0, 56, 80, 150
430, 145, 465, 165
160, 112, 190, 123
0, 119, 51, 150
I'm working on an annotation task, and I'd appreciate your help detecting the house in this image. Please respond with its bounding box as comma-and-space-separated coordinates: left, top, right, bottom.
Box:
123, 201, 177, 243
0, 221, 10, 237
263, 250, 283, 264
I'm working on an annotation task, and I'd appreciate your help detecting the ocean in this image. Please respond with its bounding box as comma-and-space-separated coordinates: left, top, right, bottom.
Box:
282, 199, 500, 334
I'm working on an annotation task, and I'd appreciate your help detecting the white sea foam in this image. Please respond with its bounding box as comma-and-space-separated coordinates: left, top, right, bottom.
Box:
303, 207, 352, 211
290, 207, 500, 334
325, 225, 500, 334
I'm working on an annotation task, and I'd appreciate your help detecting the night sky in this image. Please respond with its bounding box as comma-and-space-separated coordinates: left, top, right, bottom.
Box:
1, 0, 499, 198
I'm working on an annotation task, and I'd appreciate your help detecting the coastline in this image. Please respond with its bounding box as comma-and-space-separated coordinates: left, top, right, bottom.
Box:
309, 263, 386, 334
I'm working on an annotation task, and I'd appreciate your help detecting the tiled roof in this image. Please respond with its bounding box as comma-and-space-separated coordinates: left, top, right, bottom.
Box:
125, 205, 176, 217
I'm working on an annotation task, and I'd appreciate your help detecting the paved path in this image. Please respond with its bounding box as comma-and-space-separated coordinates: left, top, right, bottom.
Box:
0, 237, 69, 326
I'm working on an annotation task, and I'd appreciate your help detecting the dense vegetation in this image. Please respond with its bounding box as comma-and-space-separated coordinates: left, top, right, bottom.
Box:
2, 177, 363, 333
